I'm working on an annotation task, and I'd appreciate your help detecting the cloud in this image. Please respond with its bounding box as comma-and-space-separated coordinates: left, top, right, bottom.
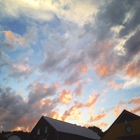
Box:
112, 97, 140, 118
90, 113, 106, 122
0, 0, 98, 26
59, 89, 72, 104
0, 86, 29, 131
100, 122, 108, 128
74, 81, 83, 96
113, 101, 126, 117
40, 46, 68, 72
0, 84, 60, 131
126, 61, 140, 78
9, 64, 33, 79
119, 1, 140, 37
0, 50, 34, 80
128, 97, 140, 105
85, 94, 100, 107
28, 82, 58, 104
61, 93, 100, 121
108, 81, 122, 91
123, 78, 140, 89
61, 105, 82, 121
0, 30, 24, 51
123, 30, 140, 59
0, 0, 54, 21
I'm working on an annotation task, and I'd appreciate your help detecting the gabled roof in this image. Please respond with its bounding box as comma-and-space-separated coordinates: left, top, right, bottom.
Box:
115, 109, 140, 124
43, 116, 100, 140
101, 110, 140, 140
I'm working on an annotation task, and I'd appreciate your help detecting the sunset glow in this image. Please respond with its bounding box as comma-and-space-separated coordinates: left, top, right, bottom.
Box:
0, 0, 140, 132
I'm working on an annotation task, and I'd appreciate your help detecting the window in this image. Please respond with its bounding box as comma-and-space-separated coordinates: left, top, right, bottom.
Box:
45, 126, 48, 133
37, 128, 40, 135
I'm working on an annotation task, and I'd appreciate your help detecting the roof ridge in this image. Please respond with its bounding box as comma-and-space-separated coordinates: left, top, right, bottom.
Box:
42, 116, 85, 128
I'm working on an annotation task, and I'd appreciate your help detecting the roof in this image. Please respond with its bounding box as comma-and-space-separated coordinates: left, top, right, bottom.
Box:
4, 131, 29, 140
43, 116, 100, 140
101, 110, 140, 140
115, 110, 140, 124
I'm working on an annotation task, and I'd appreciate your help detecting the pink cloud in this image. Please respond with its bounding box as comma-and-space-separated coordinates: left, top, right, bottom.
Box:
100, 122, 108, 128
90, 113, 106, 121
126, 61, 140, 78
128, 97, 140, 105
77, 64, 88, 74
5, 31, 15, 42
108, 81, 122, 90
5, 30, 25, 46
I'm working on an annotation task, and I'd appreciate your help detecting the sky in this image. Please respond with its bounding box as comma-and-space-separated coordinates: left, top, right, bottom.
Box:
0, 0, 140, 132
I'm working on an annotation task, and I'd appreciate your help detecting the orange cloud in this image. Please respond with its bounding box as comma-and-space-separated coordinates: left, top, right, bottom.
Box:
61, 105, 81, 121
90, 113, 106, 121
59, 89, 72, 104
128, 97, 140, 105
5, 30, 25, 46
86, 77, 92, 82
50, 111, 60, 120
126, 62, 140, 78
100, 122, 108, 128
11, 116, 34, 132
54, 83, 60, 89
113, 101, 126, 117
5, 31, 15, 41
77, 64, 88, 74
31, 82, 48, 91
86, 94, 100, 107
108, 81, 122, 90
18, 91, 22, 95
40, 98, 52, 106
97, 65, 109, 77
17, 65, 28, 71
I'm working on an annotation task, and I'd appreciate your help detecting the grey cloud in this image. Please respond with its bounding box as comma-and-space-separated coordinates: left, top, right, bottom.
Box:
0, 50, 34, 80
0, 42, 17, 51
64, 70, 81, 85
74, 82, 83, 96
79, 0, 140, 79
119, 1, 140, 37
24, 25, 38, 46
9, 66, 33, 79
0, 87, 28, 130
40, 45, 68, 72
124, 30, 140, 58
28, 82, 57, 104
0, 84, 59, 131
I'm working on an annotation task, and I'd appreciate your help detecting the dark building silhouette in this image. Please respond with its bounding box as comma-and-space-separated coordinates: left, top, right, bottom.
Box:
27, 116, 100, 140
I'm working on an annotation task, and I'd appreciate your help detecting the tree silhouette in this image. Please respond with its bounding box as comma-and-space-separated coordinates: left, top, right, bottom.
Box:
88, 126, 104, 137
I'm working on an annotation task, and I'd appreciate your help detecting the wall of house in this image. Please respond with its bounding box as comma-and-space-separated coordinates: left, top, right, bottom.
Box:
27, 117, 57, 140
101, 119, 140, 140
8, 135, 21, 140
